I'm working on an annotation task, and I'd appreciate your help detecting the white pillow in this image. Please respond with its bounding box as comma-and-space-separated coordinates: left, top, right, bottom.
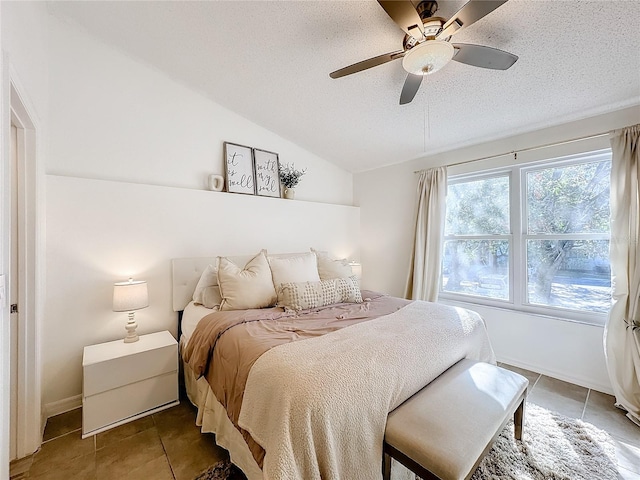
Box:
268, 252, 320, 288
217, 251, 277, 311
192, 264, 222, 309
277, 275, 363, 312
311, 248, 353, 280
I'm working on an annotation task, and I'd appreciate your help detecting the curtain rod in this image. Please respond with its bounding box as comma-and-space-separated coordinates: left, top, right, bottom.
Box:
414, 131, 610, 173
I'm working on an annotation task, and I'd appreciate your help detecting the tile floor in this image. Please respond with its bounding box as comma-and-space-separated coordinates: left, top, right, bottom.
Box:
9, 396, 228, 480
9, 364, 640, 479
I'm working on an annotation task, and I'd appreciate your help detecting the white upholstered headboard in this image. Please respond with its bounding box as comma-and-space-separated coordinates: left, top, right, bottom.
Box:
172, 257, 217, 312
171, 254, 256, 311
172, 251, 349, 311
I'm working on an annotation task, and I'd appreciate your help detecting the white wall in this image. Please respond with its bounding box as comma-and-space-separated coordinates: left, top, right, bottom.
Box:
44, 175, 359, 409
354, 105, 640, 394
1, 9, 357, 412
47, 15, 351, 205
1, 2, 49, 123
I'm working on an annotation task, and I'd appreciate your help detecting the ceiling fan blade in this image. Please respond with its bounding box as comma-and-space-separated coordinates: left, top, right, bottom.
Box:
378, 0, 424, 39
400, 73, 423, 105
329, 51, 405, 79
452, 43, 518, 70
438, 0, 508, 38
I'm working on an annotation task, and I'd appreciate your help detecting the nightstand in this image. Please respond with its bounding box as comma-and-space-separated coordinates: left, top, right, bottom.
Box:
82, 330, 179, 438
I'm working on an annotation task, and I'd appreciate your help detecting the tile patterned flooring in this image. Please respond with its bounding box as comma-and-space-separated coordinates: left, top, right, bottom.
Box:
9, 398, 228, 480
9, 364, 640, 479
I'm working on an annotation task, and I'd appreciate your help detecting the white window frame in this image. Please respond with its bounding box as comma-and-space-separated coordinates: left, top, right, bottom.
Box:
442, 170, 514, 303
440, 149, 612, 326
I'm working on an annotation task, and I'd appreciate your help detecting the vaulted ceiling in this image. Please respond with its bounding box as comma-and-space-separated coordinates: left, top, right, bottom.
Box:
48, 0, 640, 172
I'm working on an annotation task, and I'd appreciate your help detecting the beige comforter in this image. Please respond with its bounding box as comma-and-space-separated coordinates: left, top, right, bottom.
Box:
182, 291, 410, 466
238, 300, 495, 480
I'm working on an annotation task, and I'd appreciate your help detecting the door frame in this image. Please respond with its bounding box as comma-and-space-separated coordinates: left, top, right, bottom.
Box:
6, 68, 43, 460
1, 47, 9, 480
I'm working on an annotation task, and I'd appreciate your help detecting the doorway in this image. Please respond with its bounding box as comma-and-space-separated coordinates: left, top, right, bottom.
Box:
8, 82, 41, 461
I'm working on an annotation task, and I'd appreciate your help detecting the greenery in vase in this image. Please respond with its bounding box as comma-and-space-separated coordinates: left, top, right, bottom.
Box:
279, 163, 307, 189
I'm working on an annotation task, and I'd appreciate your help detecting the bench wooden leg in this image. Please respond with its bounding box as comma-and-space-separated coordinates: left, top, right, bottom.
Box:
382, 451, 392, 480
514, 399, 525, 440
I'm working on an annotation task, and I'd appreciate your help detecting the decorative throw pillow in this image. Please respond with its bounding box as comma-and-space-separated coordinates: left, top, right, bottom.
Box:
277, 275, 362, 312
192, 264, 222, 309
268, 252, 320, 287
311, 248, 353, 280
217, 251, 277, 311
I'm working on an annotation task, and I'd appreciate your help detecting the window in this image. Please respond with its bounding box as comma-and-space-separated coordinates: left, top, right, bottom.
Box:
443, 175, 511, 300
441, 150, 612, 323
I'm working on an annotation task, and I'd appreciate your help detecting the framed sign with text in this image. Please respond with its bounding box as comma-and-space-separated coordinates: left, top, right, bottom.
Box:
253, 149, 281, 198
224, 142, 255, 195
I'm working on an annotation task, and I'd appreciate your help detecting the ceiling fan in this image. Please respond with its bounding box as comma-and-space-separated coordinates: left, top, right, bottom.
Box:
330, 0, 518, 105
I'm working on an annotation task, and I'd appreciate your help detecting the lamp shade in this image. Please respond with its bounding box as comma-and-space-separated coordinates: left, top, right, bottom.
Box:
402, 40, 454, 76
348, 261, 362, 279
113, 279, 149, 312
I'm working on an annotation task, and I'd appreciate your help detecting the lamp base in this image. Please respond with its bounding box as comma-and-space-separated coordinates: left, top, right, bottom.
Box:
123, 333, 139, 343
124, 312, 139, 343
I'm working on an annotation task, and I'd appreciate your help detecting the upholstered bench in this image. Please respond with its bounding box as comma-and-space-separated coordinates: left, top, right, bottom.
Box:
383, 359, 528, 480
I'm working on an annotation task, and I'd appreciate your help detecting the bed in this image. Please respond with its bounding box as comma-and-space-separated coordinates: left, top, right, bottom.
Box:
172, 251, 496, 480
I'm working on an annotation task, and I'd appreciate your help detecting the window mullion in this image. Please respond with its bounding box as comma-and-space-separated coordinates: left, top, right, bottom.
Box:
443, 235, 511, 241
512, 166, 523, 307
524, 233, 609, 241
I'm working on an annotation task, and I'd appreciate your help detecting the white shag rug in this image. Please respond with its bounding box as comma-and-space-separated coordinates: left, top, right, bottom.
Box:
470, 402, 619, 480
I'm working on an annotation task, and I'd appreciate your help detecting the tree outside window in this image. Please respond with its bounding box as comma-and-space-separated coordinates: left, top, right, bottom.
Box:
443, 175, 510, 300
526, 160, 611, 313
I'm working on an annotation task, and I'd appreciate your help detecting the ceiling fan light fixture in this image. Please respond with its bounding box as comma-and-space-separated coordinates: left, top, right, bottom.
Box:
402, 40, 454, 75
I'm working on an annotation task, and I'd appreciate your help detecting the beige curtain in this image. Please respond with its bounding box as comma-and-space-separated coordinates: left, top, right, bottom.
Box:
605, 124, 640, 427
406, 167, 447, 302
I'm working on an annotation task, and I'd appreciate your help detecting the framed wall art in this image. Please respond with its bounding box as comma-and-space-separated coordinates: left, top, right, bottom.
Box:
224, 142, 255, 195
253, 149, 281, 198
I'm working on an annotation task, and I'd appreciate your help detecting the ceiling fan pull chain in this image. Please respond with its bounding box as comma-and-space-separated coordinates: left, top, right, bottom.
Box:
423, 87, 431, 152
427, 93, 431, 144
423, 97, 427, 152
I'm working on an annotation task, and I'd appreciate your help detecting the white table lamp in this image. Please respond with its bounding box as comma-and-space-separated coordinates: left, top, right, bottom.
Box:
113, 278, 148, 343
348, 261, 362, 279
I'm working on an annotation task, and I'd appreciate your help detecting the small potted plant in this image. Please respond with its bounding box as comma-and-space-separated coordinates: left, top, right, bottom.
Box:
279, 163, 307, 199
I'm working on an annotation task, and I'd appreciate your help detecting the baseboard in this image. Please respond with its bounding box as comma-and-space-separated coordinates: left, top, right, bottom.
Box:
44, 394, 82, 419
497, 355, 614, 396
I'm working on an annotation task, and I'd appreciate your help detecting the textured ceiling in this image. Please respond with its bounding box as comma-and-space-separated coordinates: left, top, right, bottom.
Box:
48, 0, 640, 173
